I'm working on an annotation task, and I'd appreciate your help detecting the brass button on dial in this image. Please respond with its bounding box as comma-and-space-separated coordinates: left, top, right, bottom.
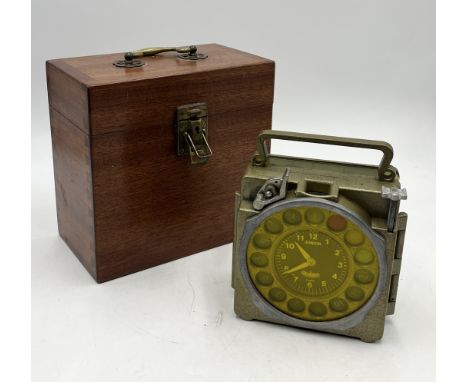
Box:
250, 253, 269, 267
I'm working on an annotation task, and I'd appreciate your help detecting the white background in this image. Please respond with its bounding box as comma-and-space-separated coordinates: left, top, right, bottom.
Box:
31, 1, 435, 381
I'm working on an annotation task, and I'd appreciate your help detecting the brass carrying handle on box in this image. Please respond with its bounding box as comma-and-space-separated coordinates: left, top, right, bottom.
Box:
113, 45, 208, 68
252, 130, 395, 181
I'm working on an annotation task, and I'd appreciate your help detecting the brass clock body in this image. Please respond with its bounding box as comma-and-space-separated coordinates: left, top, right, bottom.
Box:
232, 130, 408, 342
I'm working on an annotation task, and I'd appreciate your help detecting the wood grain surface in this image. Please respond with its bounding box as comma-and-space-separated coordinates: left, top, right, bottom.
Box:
49, 109, 96, 278
46, 44, 274, 282
47, 44, 273, 87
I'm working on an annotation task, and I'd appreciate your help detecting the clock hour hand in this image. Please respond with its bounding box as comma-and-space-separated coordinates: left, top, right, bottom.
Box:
295, 242, 316, 266
282, 261, 311, 275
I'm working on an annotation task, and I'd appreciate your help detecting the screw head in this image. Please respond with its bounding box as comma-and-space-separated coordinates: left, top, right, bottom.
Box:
252, 155, 263, 166
382, 169, 395, 181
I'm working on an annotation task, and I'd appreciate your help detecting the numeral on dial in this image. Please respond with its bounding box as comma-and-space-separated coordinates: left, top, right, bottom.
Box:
310, 232, 318, 240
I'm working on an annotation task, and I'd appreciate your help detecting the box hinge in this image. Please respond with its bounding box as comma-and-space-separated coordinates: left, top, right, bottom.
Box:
386, 212, 408, 315
176, 103, 213, 165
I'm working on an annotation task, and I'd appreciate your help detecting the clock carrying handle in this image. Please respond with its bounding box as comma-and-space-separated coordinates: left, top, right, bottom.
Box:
253, 130, 395, 181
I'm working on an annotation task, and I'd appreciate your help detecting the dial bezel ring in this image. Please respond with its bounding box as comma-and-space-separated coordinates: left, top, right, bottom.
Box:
238, 197, 387, 331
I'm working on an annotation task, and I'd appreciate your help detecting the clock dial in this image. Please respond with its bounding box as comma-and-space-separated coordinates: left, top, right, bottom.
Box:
246, 205, 380, 321
274, 230, 348, 297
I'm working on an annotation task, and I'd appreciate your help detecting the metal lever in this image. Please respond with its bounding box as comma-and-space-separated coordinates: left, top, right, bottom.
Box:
253, 168, 291, 210
382, 186, 408, 232
113, 45, 208, 68
185, 130, 213, 164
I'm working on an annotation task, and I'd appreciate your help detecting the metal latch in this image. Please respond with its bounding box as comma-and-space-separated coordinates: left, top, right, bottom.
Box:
176, 103, 213, 165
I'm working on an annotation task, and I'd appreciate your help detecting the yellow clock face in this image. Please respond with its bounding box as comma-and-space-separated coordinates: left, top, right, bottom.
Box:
246, 205, 380, 321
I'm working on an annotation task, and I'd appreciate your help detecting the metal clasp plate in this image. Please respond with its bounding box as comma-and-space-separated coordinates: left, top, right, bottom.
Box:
176, 103, 213, 165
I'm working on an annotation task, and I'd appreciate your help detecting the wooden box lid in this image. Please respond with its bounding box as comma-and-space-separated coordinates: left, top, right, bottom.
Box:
46, 44, 275, 136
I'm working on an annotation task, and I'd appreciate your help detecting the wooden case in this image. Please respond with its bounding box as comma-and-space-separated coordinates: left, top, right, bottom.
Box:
46, 44, 274, 282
